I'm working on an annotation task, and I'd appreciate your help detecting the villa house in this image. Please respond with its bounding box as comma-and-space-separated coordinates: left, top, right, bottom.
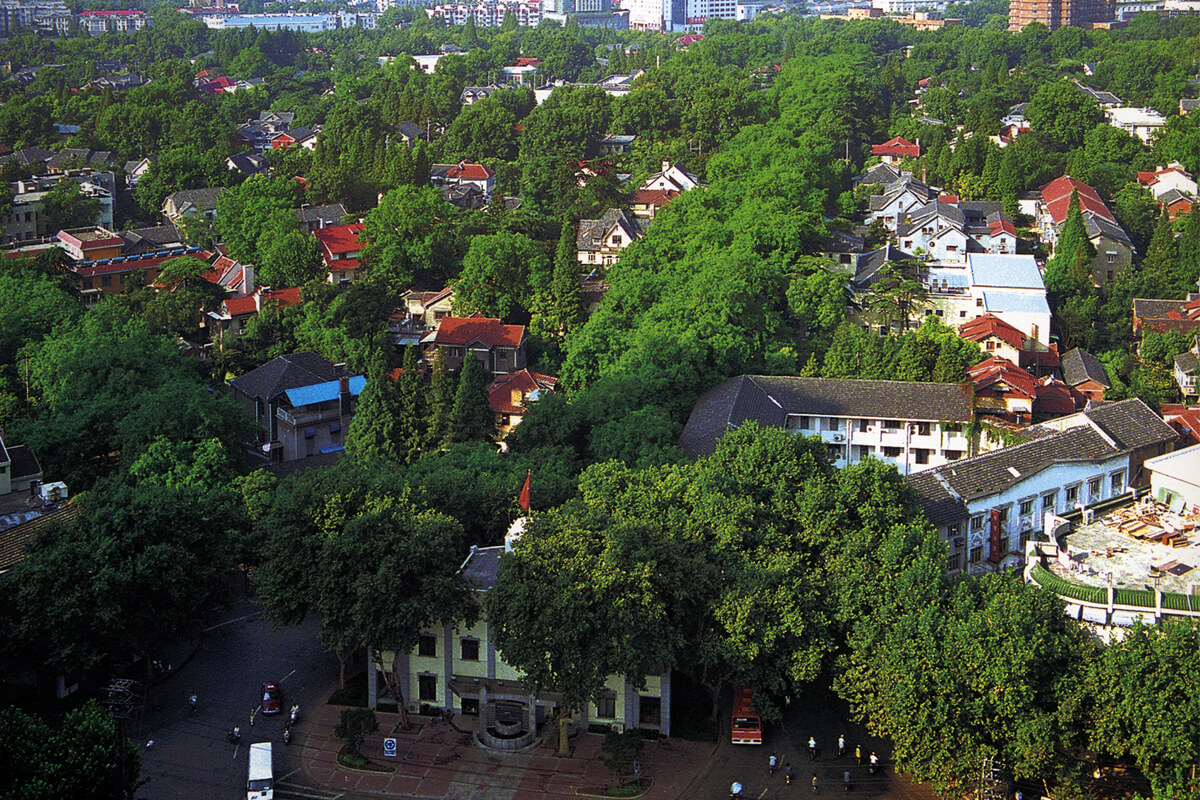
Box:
487, 368, 558, 437
870, 136, 920, 164
576, 209, 643, 267
1060, 347, 1111, 405
1038, 176, 1134, 288
314, 223, 365, 284
421, 314, 527, 376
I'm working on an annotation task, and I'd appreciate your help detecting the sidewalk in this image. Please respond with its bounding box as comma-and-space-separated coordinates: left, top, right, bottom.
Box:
296, 702, 718, 800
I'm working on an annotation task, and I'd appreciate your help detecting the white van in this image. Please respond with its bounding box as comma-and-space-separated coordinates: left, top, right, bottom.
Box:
247, 742, 273, 800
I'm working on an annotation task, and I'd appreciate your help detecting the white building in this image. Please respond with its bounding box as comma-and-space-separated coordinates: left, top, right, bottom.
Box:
1146, 444, 1200, 512
871, 0, 946, 11
679, 375, 977, 474
909, 398, 1178, 576
427, 0, 542, 26
202, 13, 359, 31
1105, 106, 1167, 144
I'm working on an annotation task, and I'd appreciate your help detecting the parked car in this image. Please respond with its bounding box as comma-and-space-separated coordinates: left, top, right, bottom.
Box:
260, 682, 281, 715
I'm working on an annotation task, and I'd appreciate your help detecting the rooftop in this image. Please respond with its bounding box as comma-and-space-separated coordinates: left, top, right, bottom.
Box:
966, 253, 1044, 290
461, 545, 503, 591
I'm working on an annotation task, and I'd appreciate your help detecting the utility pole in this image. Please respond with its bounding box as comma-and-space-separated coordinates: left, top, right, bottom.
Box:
979, 755, 1005, 800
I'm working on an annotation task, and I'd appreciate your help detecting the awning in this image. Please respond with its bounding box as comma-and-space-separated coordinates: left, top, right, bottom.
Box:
304, 427, 316, 439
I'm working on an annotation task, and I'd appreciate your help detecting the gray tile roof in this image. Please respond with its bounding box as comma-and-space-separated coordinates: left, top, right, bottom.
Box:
229, 352, 342, 403
1061, 347, 1110, 388
576, 209, 641, 251
1085, 213, 1134, 250
1177, 351, 1198, 375
165, 187, 227, 214
297, 203, 346, 224
679, 375, 974, 459
461, 545, 503, 591
908, 398, 1178, 525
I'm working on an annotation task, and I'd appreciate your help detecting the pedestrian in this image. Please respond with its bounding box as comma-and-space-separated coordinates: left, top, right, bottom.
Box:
812, 773, 819, 794
869, 752, 879, 775
838, 734, 846, 758
1015, 792, 1023, 800
855, 744, 862, 765
809, 735, 817, 760
785, 763, 794, 785
731, 781, 743, 799
769, 751, 778, 776
844, 770, 851, 792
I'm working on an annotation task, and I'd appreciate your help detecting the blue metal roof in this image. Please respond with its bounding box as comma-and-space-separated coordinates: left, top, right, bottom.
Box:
982, 291, 1052, 316
966, 253, 1043, 290
283, 375, 365, 408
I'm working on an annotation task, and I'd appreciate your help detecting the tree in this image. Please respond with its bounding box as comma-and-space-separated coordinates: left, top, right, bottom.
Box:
531, 221, 584, 346
134, 145, 225, 215
453, 231, 550, 320
334, 708, 378, 760
427, 347, 456, 447
1026, 81, 1103, 152
42, 179, 101, 233
215, 175, 297, 266
447, 355, 493, 445
393, 345, 427, 464
362, 186, 458, 293
601, 730, 645, 788
257, 229, 325, 288
345, 355, 406, 466
0, 701, 142, 800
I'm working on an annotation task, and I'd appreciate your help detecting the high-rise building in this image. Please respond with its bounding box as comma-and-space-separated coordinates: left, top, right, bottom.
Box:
1009, 0, 1111, 31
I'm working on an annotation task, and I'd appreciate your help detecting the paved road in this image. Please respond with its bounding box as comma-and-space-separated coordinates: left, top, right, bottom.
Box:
133, 599, 341, 800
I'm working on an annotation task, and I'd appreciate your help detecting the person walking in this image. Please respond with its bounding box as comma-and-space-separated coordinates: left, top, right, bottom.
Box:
812, 773, 820, 794
869, 752, 879, 775
785, 763, 794, 785
731, 781, 743, 799
809, 735, 817, 760
855, 744, 862, 765
769, 752, 778, 776
844, 770, 851, 792
838, 734, 846, 758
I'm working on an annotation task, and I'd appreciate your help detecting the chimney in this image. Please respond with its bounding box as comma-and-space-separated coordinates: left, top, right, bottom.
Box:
254, 287, 263, 311
339, 375, 352, 417
243, 263, 255, 295
661, 161, 671, 173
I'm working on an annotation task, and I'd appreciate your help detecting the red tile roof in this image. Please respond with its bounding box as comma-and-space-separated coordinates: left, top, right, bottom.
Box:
968, 356, 1037, 400
871, 136, 920, 159
446, 161, 495, 181
631, 188, 681, 207
959, 313, 1027, 350
515, 57, 541, 67
328, 258, 360, 273
74, 250, 213, 278
222, 287, 302, 317
313, 223, 365, 257
433, 313, 525, 349
988, 218, 1018, 237
1036, 377, 1076, 415
1161, 404, 1200, 446
487, 369, 558, 414
1041, 176, 1115, 224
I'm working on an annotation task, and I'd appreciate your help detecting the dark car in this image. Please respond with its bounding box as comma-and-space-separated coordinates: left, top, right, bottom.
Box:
260, 682, 281, 715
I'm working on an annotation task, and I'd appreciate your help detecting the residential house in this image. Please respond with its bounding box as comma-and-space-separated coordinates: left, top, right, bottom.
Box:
871, 136, 920, 164
228, 351, 363, 462
379, 537, 670, 738
226, 150, 268, 176
576, 209, 643, 267
395, 122, 430, 146
162, 186, 226, 225
399, 286, 455, 329
296, 203, 347, 233
123, 156, 154, 187
1038, 176, 1134, 288
1156, 189, 1197, 221
55, 223, 200, 303
430, 161, 496, 199
314, 223, 365, 284
117, 223, 185, 256
678, 374, 976, 473
1105, 106, 1166, 144
421, 313, 527, 376
894, 200, 1016, 262
967, 356, 1074, 422
214, 286, 303, 337
628, 188, 680, 220
958, 313, 1058, 376
853, 162, 906, 188
1060, 347, 1110, 405
46, 148, 114, 175
461, 85, 502, 105
487, 368, 558, 437
0, 431, 42, 498
640, 161, 701, 193
1146, 444, 1200, 512
1071, 80, 1122, 108
1131, 294, 1200, 338
78, 9, 149, 34
914, 253, 1051, 346
868, 175, 937, 231
442, 182, 487, 210
1160, 403, 1200, 446
235, 111, 296, 152
0, 146, 55, 168
270, 126, 316, 149
598, 133, 636, 155
907, 398, 1178, 575
1136, 164, 1198, 201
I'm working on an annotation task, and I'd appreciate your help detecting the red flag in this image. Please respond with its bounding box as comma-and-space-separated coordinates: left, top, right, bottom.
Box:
517, 470, 531, 512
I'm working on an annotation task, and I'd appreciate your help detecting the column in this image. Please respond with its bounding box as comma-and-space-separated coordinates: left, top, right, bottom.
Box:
367, 644, 377, 709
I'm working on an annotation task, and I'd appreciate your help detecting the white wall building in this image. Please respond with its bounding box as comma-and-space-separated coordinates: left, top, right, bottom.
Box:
679, 375, 977, 474
909, 399, 1178, 576
1146, 444, 1200, 512
871, 0, 947, 11
1105, 106, 1167, 144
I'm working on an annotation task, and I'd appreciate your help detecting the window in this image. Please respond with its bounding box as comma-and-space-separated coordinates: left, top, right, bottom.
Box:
947, 523, 961, 537
858, 419, 871, 433
969, 545, 983, 564
915, 448, 930, 465
798, 416, 811, 431
882, 419, 901, 430
935, 309, 944, 316
418, 634, 436, 658
882, 446, 902, 458
826, 444, 845, 461
1111, 471, 1125, 493
101, 276, 112, 287
976, 298, 984, 307
986, 341, 996, 351
998, 507, 1009, 524
1106, 252, 1116, 264
1042, 492, 1057, 510
595, 691, 617, 719
916, 422, 931, 436
418, 674, 437, 702
1020, 499, 1034, 516
948, 553, 963, 572
460, 638, 480, 661
825, 417, 841, 432
970, 515, 984, 532
1106, 271, 1114, 281
945, 449, 963, 460
1066, 485, 1079, 503
960, 310, 968, 318
944, 423, 962, 434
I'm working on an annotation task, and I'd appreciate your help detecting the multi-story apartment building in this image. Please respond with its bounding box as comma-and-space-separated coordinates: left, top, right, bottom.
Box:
427, 0, 542, 26
908, 399, 1177, 575
679, 375, 976, 474
0, 0, 70, 34
1, 172, 114, 244
1009, 0, 1110, 30
78, 9, 149, 35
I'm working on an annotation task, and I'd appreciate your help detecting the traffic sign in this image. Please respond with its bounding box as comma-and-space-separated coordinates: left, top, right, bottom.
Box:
383, 738, 397, 757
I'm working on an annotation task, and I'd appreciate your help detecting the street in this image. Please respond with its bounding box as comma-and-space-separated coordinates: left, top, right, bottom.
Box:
133, 598, 341, 800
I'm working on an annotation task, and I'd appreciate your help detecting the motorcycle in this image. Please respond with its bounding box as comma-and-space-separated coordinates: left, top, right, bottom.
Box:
282, 724, 292, 746
227, 725, 242, 745
289, 704, 300, 724
189, 694, 197, 715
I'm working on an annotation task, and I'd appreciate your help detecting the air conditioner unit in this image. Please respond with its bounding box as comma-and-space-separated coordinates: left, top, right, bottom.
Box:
832, 434, 845, 442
